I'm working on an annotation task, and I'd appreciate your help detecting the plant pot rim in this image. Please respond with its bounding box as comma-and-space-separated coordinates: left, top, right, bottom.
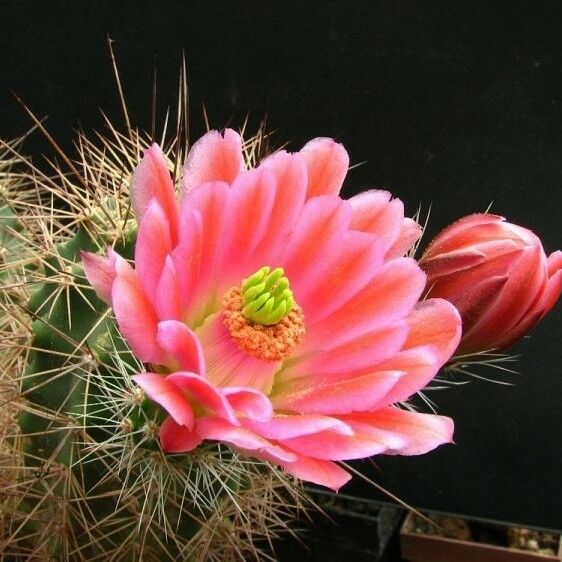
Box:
400, 511, 562, 562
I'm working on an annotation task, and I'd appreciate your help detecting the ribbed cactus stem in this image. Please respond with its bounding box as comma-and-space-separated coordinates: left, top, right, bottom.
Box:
1, 126, 305, 560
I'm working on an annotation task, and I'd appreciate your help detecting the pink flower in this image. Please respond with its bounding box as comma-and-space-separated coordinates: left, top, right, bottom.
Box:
420, 213, 562, 354
83, 130, 461, 490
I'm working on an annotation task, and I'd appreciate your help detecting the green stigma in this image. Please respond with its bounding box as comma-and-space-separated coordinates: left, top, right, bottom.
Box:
241, 266, 294, 326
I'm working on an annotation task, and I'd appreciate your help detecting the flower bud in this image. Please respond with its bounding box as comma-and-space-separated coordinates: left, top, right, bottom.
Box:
419, 214, 562, 354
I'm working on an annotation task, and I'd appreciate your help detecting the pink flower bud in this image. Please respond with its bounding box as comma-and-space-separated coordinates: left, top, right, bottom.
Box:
420, 214, 562, 354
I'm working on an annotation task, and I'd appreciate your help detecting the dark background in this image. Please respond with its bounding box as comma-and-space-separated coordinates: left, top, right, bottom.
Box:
1, 1, 561, 531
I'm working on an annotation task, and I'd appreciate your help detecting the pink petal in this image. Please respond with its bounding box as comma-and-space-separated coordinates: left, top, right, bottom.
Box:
278, 456, 351, 491
538, 251, 562, 317
154, 256, 182, 320
422, 214, 506, 259
405, 299, 462, 364
132, 373, 194, 429
496, 309, 542, 352
387, 218, 423, 259
218, 167, 278, 282
283, 322, 408, 384
349, 191, 423, 258
438, 274, 509, 337
378, 300, 461, 404
299, 137, 349, 198
463, 245, 545, 350
548, 250, 562, 277
180, 181, 234, 310
281, 427, 390, 460
132, 143, 178, 243
293, 230, 386, 326
304, 257, 426, 350
340, 407, 454, 456
172, 210, 203, 320
197, 417, 297, 463
183, 129, 245, 194
81, 250, 116, 304
156, 320, 206, 375
135, 199, 172, 301
272, 370, 404, 415
501, 251, 562, 348
159, 416, 202, 453
243, 414, 353, 440
282, 195, 352, 296
241, 444, 299, 465
421, 247, 489, 277
349, 190, 404, 253
376, 347, 446, 406
166, 372, 238, 425
221, 388, 273, 421
256, 151, 308, 259
111, 254, 164, 364
338, 418, 407, 451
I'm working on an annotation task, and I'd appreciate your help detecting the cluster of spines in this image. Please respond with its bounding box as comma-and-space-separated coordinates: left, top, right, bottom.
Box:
0, 65, 305, 560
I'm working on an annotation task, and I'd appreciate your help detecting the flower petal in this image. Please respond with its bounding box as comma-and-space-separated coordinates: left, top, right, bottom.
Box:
304, 257, 426, 349
166, 372, 238, 425
281, 427, 390, 460
501, 251, 562, 348
282, 195, 352, 297
256, 151, 307, 259
156, 320, 206, 375
132, 143, 178, 242
183, 129, 245, 194
299, 137, 349, 198
387, 218, 423, 259
422, 214, 506, 259
278, 456, 351, 491
548, 250, 562, 277
368, 299, 461, 405
81, 250, 116, 304
111, 253, 164, 364
282, 322, 408, 384
376, 348, 446, 406
272, 370, 404, 415
180, 181, 233, 313
340, 407, 454, 456
154, 256, 182, 320
437, 274, 510, 339
218, 167, 278, 282
221, 388, 273, 421
197, 417, 297, 463
292, 230, 385, 326
463, 245, 545, 350
421, 247, 490, 277
538, 252, 562, 317
135, 198, 173, 302
159, 416, 202, 453
132, 373, 194, 429
404, 299, 462, 363
349, 190, 404, 254
172, 210, 203, 320
243, 414, 353, 440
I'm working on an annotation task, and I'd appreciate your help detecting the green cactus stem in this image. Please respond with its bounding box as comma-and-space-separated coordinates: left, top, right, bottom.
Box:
0, 124, 306, 561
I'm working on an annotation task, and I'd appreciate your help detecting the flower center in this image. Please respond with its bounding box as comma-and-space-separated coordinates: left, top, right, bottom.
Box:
241, 266, 294, 325
222, 266, 305, 362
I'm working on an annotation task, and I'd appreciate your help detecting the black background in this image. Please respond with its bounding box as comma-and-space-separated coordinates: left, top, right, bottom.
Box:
1, 1, 561, 531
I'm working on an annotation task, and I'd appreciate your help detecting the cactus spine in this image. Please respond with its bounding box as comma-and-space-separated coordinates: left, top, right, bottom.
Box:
0, 110, 305, 560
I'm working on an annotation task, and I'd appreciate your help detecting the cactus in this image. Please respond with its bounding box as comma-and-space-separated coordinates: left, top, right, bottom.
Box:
0, 111, 306, 560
